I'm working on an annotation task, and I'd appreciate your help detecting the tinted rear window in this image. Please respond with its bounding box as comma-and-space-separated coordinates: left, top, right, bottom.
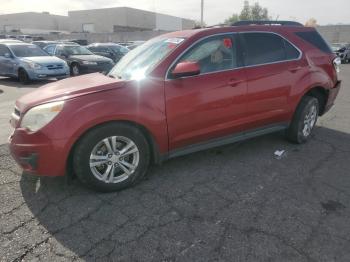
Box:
241, 32, 286, 66
295, 31, 332, 54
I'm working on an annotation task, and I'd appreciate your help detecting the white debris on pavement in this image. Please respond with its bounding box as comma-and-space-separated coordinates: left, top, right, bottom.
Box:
274, 149, 286, 159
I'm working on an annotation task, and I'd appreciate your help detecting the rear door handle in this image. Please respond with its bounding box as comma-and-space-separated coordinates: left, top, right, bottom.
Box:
289, 66, 302, 73
228, 79, 243, 87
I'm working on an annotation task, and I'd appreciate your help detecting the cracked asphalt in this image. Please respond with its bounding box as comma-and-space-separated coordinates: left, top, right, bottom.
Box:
0, 66, 350, 262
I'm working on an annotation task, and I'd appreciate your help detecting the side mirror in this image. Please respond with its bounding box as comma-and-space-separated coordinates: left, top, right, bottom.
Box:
171, 61, 200, 78
4, 53, 12, 59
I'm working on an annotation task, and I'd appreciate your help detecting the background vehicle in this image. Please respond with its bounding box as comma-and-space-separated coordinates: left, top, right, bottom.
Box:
31, 36, 45, 41
9, 21, 341, 192
6, 35, 18, 39
32, 41, 61, 49
331, 43, 350, 63
117, 41, 145, 50
127, 41, 145, 50
61, 39, 88, 46
16, 35, 33, 43
32, 41, 78, 49
0, 43, 69, 83
44, 43, 114, 76
0, 39, 23, 44
87, 43, 129, 63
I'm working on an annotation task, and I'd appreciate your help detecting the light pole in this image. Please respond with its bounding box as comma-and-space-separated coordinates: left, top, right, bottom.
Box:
201, 0, 204, 28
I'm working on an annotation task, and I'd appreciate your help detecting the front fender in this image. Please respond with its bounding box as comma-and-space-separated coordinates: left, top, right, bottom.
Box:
42, 78, 168, 159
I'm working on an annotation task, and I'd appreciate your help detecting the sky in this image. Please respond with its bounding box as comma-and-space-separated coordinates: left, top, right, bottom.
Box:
0, 0, 349, 26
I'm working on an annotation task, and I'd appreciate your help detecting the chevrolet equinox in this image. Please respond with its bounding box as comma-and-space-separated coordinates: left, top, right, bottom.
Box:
9, 21, 341, 192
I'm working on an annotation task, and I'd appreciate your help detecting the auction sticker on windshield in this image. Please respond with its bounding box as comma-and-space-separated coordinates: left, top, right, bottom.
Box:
165, 38, 185, 44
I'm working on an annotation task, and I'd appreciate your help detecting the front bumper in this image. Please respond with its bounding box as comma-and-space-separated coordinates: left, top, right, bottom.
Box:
8, 128, 69, 177
80, 63, 114, 74
26, 68, 70, 80
324, 80, 341, 113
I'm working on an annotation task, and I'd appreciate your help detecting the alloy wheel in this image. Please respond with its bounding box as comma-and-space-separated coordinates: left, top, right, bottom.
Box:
302, 104, 317, 137
72, 65, 80, 76
89, 136, 139, 184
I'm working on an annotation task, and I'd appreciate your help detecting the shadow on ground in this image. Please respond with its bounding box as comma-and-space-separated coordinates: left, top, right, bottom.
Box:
7, 126, 349, 261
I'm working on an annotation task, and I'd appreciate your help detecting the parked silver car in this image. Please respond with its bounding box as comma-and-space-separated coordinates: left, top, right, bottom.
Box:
0, 43, 70, 83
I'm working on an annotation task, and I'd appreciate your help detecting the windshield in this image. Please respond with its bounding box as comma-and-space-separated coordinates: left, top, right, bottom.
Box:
110, 45, 129, 54
11, 45, 48, 57
63, 46, 94, 56
109, 37, 185, 80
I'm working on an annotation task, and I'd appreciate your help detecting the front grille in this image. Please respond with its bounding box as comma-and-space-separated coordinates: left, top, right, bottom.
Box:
46, 64, 64, 70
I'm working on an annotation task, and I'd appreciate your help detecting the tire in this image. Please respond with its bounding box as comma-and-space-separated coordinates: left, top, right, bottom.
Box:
18, 68, 30, 84
286, 96, 319, 144
73, 122, 151, 192
56, 76, 68, 81
70, 63, 80, 76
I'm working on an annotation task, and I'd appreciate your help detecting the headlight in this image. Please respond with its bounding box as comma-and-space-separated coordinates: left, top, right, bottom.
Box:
333, 57, 341, 74
20, 101, 64, 132
26, 61, 43, 70
82, 61, 97, 65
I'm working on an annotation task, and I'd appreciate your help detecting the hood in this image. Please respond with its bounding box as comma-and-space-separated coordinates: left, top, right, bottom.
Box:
16, 73, 125, 112
21, 56, 66, 65
69, 54, 112, 63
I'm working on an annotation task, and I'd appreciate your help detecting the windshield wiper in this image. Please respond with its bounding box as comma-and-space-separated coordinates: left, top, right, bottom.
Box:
108, 74, 122, 79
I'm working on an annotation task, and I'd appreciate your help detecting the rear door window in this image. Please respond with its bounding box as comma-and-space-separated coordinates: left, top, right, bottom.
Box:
92, 46, 108, 52
240, 32, 287, 66
45, 45, 55, 55
284, 40, 301, 59
0, 45, 9, 56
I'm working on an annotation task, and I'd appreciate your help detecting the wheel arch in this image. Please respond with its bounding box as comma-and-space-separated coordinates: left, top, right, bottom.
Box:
70, 61, 80, 69
66, 120, 162, 178
17, 66, 26, 75
302, 86, 329, 116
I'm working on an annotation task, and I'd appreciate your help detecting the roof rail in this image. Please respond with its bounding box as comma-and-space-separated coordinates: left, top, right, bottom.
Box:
232, 20, 304, 27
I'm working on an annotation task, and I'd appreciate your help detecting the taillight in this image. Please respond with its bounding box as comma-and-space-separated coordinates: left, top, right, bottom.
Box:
333, 57, 341, 75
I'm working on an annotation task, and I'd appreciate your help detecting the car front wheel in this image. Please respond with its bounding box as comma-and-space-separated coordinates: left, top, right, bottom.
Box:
286, 96, 319, 144
18, 68, 30, 84
73, 123, 151, 192
70, 64, 80, 76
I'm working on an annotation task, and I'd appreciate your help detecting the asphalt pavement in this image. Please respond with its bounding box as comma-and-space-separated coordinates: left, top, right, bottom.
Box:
0, 67, 349, 261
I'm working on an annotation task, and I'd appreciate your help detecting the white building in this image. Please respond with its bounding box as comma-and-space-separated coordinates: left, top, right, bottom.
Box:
0, 7, 195, 34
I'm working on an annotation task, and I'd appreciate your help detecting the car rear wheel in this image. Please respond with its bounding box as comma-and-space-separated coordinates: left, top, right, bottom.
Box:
70, 63, 80, 76
73, 123, 150, 192
18, 68, 30, 84
286, 96, 319, 144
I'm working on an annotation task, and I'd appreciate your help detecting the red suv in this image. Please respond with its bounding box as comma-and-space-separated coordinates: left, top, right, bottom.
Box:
9, 21, 341, 192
